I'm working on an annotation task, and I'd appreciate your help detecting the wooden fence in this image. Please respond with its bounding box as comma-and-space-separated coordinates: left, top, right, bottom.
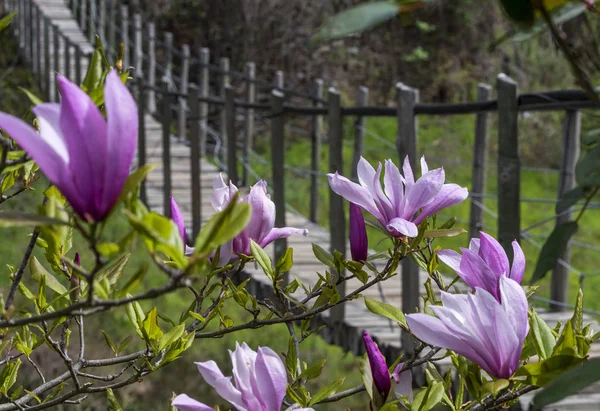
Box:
2, 0, 598, 319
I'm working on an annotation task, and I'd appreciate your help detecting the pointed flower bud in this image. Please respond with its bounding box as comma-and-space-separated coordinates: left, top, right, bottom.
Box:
363, 331, 391, 404
350, 202, 368, 262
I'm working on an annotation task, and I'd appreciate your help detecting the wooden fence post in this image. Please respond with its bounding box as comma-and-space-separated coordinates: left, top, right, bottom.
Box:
219, 57, 230, 164
52, 24, 59, 101
79, 0, 86, 37
88, 0, 95, 43
271, 90, 287, 279
199, 48, 210, 156
70, 0, 77, 19
469, 83, 492, 240
120, 5, 129, 68
133, 13, 143, 77
352, 86, 368, 180
63, 34, 71, 79
137, 76, 147, 205
225, 86, 238, 185
147, 23, 157, 112
551, 110, 581, 311
274, 70, 284, 90
107, 0, 116, 61
328, 87, 346, 322
497, 73, 520, 262
178, 45, 190, 141
161, 82, 173, 216
310, 79, 324, 223
164, 32, 173, 81
26, 0, 32, 63
189, 85, 202, 238
396, 82, 419, 353
75, 44, 82, 85
43, 15, 50, 98
98, 0, 106, 44
242, 62, 256, 186
32, 3, 38, 77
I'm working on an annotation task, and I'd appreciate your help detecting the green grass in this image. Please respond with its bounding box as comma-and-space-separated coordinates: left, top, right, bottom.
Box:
247, 112, 600, 313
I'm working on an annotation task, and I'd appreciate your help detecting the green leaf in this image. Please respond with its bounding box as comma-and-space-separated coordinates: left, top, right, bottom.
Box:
412, 381, 444, 411
101, 330, 117, 354
530, 221, 578, 283
556, 186, 585, 215
159, 324, 186, 351
364, 296, 407, 328
96, 253, 130, 286
312, 243, 335, 269
29, 257, 68, 295
531, 358, 600, 410
0, 12, 16, 31
423, 228, 466, 238
276, 247, 294, 275
308, 377, 345, 406
141, 307, 163, 346
0, 212, 69, 228
529, 309, 556, 360
286, 336, 299, 379
0, 359, 21, 395
483, 379, 510, 398
298, 359, 326, 381
572, 289, 583, 333
82, 49, 104, 91
194, 196, 250, 255
250, 240, 274, 279
516, 354, 585, 386
312, 2, 400, 42
576, 144, 600, 187
126, 211, 185, 267
19, 87, 43, 105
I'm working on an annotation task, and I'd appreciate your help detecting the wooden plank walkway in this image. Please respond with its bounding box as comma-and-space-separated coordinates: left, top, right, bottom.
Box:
13, 1, 600, 408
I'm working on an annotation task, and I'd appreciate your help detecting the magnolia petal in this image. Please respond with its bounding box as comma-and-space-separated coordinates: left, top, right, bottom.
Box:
392, 363, 413, 401
436, 249, 462, 274
0, 112, 67, 184
459, 248, 499, 299
184, 245, 195, 256
171, 394, 216, 411
406, 314, 471, 355
31, 103, 69, 162
230, 344, 262, 410
214, 241, 233, 267
420, 156, 429, 175
499, 276, 529, 342
260, 227, 308, 248
328, 172, 381, 221
468, 289, 519, 378
349, 203, 368, 262
195, 361, 246, 411
211, 173, 239, 211
363, 331, 391, 400
103, 70, 138, 212
255, 347, 288, 411
402, 168, 444, 220
357, 156, 377, 193
57, 74, 108, 218
413, 183, 468, 225
402, 156, 415, 187
469, 238, 481, 254
383, 160, 404, 215
510, 241, 526, 284
386, 217, 418, 238
244, 181, 276, 244
170, 196, 187, 246
479, 232, 510, 278
372, 163, 395, 221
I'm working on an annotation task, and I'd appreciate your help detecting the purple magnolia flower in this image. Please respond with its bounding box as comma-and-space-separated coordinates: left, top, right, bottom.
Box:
0, 71, 137, 222
171, 343, 315, 411
350, 203, 368, 262
212, 174, 308, 259
437, 232, 525, 302
328, 156, 468, 238
170, 196, 194, 255
392, 363, 413, 401
363, 331, 391, 404
406, 276, 529, 379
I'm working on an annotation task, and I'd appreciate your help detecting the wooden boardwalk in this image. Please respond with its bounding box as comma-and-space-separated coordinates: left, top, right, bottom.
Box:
12, 1, 600, 408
